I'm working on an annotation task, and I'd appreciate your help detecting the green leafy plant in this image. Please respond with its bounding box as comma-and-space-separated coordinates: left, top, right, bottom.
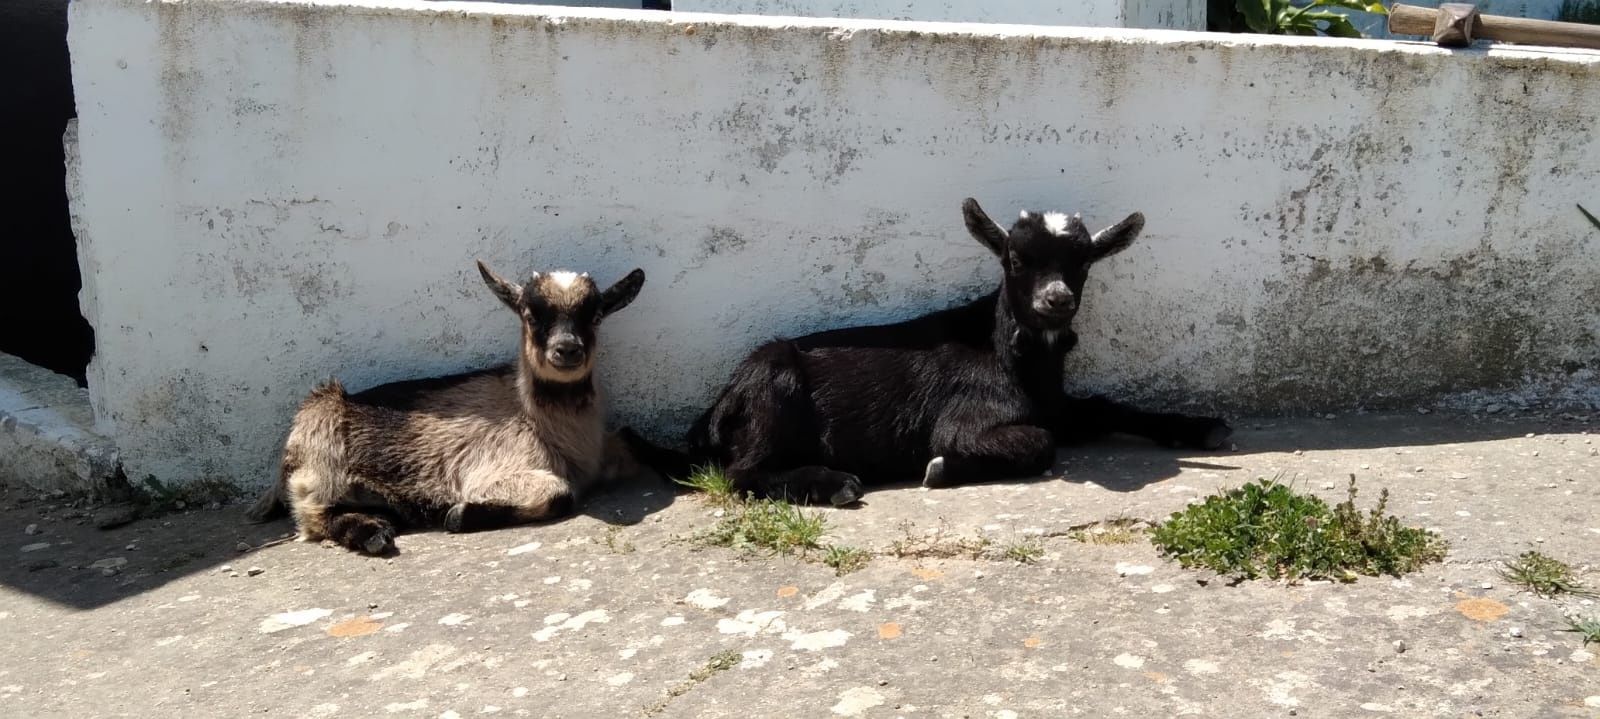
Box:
675, 465, 737, 506
697, 497, 828, 555
823, 545, 872, 575
1002, 539, 1046, 564
1565, 615, 1600, 645
1500, 551, 1594, 598
1152, 475, 1446, 582
1233, 0, 1387, 37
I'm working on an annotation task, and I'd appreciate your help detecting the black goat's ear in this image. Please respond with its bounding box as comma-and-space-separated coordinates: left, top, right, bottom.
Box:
962, 197, 1007, 257
600, 268, 645, 319
1090, 212, 1144, 261
477, 260, 526, 310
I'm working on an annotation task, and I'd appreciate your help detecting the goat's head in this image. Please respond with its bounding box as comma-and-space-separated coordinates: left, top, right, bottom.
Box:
961, 197, 1144, 332
476, 261, 646, 382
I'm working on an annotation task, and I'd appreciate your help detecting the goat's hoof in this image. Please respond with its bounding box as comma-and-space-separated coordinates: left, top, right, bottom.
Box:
443, 503, 467, 533
921, 456, 950, 489
828, 475, 865, 507
361, 528, 395, 556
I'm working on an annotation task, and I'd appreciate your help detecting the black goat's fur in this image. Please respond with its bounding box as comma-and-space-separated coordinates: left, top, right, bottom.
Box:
624, 198, 1231, 505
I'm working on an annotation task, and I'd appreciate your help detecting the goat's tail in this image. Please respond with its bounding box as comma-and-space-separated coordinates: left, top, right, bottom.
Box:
616, 426, 703, 484
245, 380, 349, 525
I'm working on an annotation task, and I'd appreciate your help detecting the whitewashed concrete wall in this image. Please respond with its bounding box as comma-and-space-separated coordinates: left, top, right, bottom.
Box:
673, 0, 1205, 30
69, 0, 1600, 489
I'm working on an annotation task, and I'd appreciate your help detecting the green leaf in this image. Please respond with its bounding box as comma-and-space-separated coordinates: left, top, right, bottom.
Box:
1237, 0, 1277, 33
1301, 9, 1366, 36
1309, 0, 1388, 13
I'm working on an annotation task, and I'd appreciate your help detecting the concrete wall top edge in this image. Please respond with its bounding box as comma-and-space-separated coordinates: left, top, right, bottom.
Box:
76, 0, 1600, 66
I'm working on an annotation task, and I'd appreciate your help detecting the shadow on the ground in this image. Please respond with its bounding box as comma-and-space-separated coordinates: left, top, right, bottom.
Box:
0, 473, 680, 611
2, 411, 1591, 610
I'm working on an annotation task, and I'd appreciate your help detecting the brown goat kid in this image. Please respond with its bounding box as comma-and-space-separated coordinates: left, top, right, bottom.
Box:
245, 261, 646, 555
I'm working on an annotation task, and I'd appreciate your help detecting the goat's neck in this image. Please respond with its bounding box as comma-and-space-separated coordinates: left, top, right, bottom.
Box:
514, 355, 595, 416
992, 287, 1068, 393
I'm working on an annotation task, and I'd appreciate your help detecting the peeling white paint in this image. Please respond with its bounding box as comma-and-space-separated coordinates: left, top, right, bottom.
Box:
831, 686, 886, 716
684, 590, 731, 610
837, 590, 876, 612
660, 616, 686, 627
884, 593, 931, 612
437, 613, 472, 626
1384, 605, 1433, 622
804, 583, 847, 610
372, 645, 456, 681
738, 649, 774, 670
605, 672, 634, 687
532, 609, 611, 642
801, 658, 840, 677
383, 699, 428, 713
1114, 563, 1153, 577
1113, 654, 1145, 669
506, 542, 541, 556
258, 608, 332, 634
1182, 659, 1219, 675
783, 628, 852, 651
717, 609, 787, 636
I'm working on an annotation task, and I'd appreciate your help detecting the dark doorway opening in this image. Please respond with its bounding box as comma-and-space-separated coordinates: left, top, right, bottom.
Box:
1, 0, 93, 387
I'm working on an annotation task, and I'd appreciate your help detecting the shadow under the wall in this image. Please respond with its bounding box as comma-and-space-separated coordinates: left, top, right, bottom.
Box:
0, 410, 1590, 610
0, 474, 680, 611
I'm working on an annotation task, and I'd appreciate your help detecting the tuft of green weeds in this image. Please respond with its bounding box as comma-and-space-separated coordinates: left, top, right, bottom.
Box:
1002, 539, 1045, 564
683, 465, 874, 573
1151, 475, 1446, 582
697, 497, 828, 556
644, 649, 744, 716
602, 526, 637, 554
823, 545, 872, 575
887, 519, 991, 560
1564, 615, 1600, 646
1068, 518, 1147, 545
675, 466, 737, 506
1500, 551, 1594, 598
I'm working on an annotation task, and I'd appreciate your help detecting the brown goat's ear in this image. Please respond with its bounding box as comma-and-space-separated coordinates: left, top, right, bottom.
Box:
477, 260, 525, 310
962, 197, 1007, 257
1090, 212, 1144, 261
599, 268, 645, 319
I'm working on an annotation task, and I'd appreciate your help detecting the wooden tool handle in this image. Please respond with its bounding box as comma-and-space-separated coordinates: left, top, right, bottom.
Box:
1389, 2, 1600, 49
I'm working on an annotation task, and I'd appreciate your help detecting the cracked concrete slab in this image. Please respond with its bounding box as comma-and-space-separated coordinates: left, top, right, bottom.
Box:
0, 353, 119, 495
0, 412, 1596, 717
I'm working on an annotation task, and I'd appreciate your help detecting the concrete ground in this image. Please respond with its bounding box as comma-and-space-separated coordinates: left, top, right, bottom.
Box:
2, 412, 1598, 718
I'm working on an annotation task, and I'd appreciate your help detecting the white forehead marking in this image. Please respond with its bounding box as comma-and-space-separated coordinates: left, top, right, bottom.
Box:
548, 271, 580, 289
1019, 210, 1031, 220
1043, 212, 1072, 236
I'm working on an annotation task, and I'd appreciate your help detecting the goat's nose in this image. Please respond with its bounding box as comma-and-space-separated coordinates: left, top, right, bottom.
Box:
1043, 288, 1075, 310
549, 340, 583, 364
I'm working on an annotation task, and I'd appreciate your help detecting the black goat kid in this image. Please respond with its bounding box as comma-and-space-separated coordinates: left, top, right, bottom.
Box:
626, 198, 1231, 506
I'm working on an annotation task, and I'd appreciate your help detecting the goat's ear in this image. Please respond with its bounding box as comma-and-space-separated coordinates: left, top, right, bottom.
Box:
477, 260, 525, 310
599, 268, 646, 319
1090, 212, 1144, 261
962, 197, 1007, 257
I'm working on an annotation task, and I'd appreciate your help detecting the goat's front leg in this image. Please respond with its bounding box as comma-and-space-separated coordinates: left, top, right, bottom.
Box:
446, 469, 575, 533
923, 424, 1057, 489
1053, 395, 1232, 450
727, 465, 864, 507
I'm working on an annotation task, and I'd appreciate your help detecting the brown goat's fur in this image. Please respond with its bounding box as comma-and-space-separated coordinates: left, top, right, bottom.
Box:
245, 262, 647, 555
